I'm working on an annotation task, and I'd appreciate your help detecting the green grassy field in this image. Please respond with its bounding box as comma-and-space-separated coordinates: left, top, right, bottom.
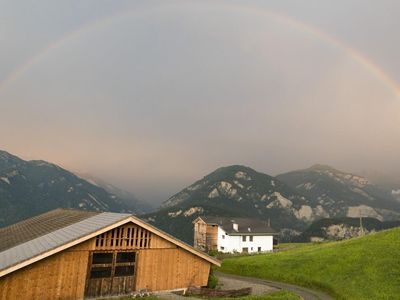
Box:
220, 228, 400, 300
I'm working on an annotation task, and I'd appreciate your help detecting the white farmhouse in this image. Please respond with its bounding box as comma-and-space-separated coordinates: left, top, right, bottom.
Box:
193, 216, 278, 253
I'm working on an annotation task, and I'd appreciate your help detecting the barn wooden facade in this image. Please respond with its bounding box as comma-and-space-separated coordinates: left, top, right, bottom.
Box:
0, 209, 220, 300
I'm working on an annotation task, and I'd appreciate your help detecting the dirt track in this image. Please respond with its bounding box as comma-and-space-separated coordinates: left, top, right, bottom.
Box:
158, 271, 333, 300
216, 272, 334, 300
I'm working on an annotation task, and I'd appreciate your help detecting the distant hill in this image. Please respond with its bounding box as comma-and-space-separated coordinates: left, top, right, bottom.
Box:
297, 217, 400, 242
144, 165, 330, 243
77, 173, 154, 214
220, 227, 400, 299
144, 165, 400, 244
0, 150, 146, 227
277, 164, 400, 221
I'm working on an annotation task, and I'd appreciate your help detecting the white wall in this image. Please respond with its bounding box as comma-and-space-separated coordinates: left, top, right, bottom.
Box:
216, 227, 274, 253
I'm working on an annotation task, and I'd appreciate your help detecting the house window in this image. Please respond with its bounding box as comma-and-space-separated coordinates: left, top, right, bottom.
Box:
242, 236, 246, 242
222, 235, 225, 239
242, 247, 248, 253
258, 247, 262, 252
249, 236, 253, 242
220, 246, 225, 250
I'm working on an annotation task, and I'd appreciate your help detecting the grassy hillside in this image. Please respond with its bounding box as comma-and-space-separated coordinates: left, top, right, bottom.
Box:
220, 228, 400, 300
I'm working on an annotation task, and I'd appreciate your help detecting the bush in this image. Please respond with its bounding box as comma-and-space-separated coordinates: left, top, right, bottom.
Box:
207, 270, 219, 289
208, 250, 220, 257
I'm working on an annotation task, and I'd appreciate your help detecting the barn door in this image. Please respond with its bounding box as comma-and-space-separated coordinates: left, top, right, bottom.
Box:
84, 251, 137, 298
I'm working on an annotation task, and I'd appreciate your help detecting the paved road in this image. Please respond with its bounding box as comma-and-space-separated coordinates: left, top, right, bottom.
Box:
215, 272, 334, 300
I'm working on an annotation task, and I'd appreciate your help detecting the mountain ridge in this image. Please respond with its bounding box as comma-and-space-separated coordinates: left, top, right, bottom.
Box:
0, 150, 146, 227
145, 165, 327, 242
145, 164, 400, 243
277, 164, 400, 221
76, 172, 154, 214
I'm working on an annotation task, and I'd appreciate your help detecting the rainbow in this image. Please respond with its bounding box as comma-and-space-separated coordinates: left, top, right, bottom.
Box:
1, 2, 399, 98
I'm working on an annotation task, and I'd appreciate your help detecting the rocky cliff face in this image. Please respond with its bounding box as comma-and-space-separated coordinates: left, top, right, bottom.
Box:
277, 164, 400, 221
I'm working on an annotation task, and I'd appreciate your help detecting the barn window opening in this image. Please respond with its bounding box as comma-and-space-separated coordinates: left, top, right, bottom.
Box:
130, 227, 135, 246
115, 228, 120, 246
115, 266, 135, 277
143, 232, 147, 248
120, 228, 125, 246
90, 251, 136, 279
126, 228, 131, 246
92, 252, 113, 264
117, 252, 135, 263
139, 231, 144, 248
110, 229, 115, 246
90, 267, 112, 278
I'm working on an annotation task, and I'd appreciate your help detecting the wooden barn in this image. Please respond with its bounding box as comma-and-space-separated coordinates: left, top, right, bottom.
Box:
0, 209, 220, 300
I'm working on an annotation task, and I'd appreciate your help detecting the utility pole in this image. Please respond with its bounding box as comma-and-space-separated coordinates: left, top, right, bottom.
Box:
359, 216, 364, 236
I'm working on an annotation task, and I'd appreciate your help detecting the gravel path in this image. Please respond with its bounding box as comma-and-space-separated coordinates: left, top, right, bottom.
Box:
217, 273, 278, 295
157, 272, 333, 300
157, 273, 278, 300
216, 272, 334, 300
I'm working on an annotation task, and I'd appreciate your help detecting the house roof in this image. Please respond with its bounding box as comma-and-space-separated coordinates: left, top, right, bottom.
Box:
0, 209, 220, 278
195, 216, 278, 235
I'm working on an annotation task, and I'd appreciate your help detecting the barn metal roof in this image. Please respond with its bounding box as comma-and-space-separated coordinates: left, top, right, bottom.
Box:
0, 210, 131, 273
0, 208, 100, 252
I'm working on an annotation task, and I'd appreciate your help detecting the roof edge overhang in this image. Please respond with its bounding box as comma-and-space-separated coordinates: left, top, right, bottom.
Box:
228, 232, 279, 236
192, 216, 208, 224
193, 216, 220, 225
0, 215, 220, 278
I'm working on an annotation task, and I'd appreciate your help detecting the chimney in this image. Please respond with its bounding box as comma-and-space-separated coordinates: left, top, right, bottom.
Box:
232, 223, 239, 231
267, 218, 271, 227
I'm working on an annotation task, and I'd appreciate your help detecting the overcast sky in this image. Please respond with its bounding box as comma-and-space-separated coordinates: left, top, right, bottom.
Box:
1, 0, 400, 204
